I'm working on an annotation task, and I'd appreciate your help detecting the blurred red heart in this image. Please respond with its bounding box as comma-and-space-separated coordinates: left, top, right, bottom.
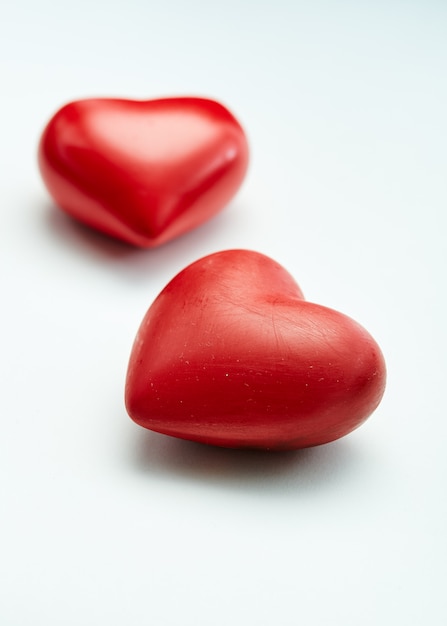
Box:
38, 97, 249, 247
125, 250, 386, 450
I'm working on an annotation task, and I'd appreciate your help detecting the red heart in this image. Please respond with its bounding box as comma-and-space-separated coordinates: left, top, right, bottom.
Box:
38, 97, 249, 247
125, 250, 386, 450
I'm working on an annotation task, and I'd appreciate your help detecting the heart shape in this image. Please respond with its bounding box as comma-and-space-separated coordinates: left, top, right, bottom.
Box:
125, 250, 386, 450
38, 97, 249, 247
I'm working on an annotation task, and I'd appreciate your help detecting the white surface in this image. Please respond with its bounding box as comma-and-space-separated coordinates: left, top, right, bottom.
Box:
1, 1, 446, 624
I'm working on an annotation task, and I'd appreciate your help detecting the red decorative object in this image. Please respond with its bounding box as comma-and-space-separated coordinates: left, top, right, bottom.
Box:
125, 250, 386, 450
38, 97, 249, 247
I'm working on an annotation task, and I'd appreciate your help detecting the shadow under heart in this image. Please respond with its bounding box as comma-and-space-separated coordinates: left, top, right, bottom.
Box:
130, 428, 367, 495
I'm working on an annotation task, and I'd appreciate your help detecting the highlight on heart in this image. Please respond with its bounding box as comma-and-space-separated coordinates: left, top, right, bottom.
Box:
125, 249, 386, 450
38, 96, 249, 247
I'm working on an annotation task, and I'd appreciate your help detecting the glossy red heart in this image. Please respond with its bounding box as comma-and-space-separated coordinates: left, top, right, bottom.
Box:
38, 97, 249, 247
125, 250, 386, 450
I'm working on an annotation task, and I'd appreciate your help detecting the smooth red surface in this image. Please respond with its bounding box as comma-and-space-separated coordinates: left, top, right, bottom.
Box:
38, 97, 249, 247
125, 250, 386, 450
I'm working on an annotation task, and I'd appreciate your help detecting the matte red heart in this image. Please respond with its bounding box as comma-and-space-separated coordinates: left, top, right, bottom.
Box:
125, 250, 386, 450
38, 97, 249, 247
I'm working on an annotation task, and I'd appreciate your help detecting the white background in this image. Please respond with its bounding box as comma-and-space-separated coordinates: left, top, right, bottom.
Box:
1, 1, 446, 624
